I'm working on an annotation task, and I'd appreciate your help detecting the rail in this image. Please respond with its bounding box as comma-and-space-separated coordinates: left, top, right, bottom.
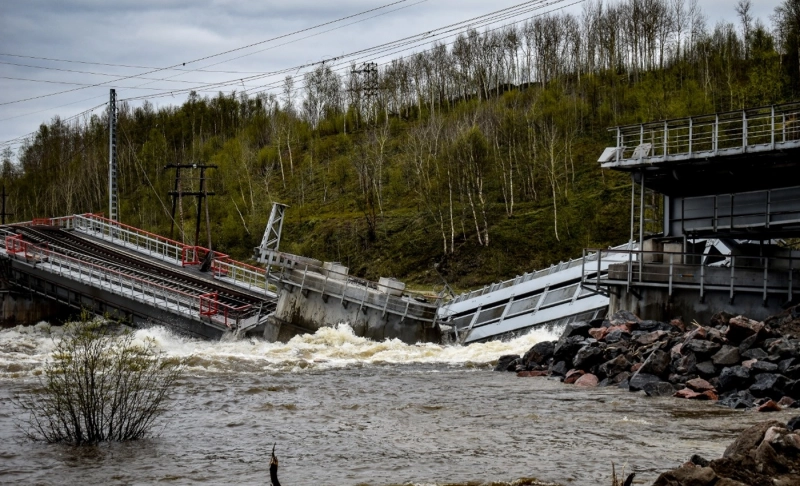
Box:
581, 248, 796, 303
603, 102, 800, 165
16, 213, 272, 296
0, 233, 259, 329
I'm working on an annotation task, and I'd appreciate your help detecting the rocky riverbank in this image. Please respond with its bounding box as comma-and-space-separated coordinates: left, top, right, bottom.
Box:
652, 417, 800, 486
496, 306, 800, 410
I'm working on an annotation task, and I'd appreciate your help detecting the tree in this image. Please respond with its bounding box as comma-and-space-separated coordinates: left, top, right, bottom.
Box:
15, 317, 183, 445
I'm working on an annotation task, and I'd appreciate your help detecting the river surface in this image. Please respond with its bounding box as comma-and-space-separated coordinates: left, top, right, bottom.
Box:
0, 323, 795, 486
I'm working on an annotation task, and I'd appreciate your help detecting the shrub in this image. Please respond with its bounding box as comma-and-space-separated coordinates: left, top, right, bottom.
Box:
15, 318, 183, 445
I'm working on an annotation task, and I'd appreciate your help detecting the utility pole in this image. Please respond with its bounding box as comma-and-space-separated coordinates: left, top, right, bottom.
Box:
108, 89, 118, 222
0, 186, 12, 225
164, 164, 217, 249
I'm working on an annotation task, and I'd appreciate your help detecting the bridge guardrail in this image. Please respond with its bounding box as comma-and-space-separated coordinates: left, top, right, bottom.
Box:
0, 234, 258, 329
580, 247, 797, 303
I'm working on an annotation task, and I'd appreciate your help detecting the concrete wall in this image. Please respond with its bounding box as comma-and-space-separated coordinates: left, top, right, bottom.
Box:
610, 284, 786, 324
0, 290, 71, 326
265, 281, 441, 344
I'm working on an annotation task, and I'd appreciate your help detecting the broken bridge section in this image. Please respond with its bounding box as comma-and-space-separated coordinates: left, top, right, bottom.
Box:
0, 214, 277, 339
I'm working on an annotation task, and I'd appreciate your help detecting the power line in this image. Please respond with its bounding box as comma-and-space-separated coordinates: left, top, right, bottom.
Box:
0, 0, 414, 107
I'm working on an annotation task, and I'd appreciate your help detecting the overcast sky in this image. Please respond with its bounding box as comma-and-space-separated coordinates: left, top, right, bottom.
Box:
0, 0, 783, 155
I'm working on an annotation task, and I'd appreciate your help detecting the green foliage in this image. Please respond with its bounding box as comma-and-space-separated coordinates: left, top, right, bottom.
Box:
14, 317, 183, 445
4, 0, 796, 290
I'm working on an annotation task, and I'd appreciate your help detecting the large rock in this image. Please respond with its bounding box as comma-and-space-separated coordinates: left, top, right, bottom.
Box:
696, 361, 717, 378
642, 349, 671, 377
712, 345, 741, 366
685, 339, 722, 357
494, 354, 520, 372
726, 315, 764, 344
719, 390, 757, 409
652, 465, 717, 486
522, 341, 555, 367
599, 355, 631, 378
553, 335, 587, 363
686, 377, 715, 392
743, 348, 768, 360
718, 366, 751, 392
572, 344, 605, 370
639, 319, 679, 332
723, 420, 785, 458
640, 381, 675, 397
751, 361, 779, 373
672, 352, 698, 375
629, 372, 662, 392
574, 373, 599, 387
550, 361, 568, 377
750, 373, 790, 400
609, 310, 641, 328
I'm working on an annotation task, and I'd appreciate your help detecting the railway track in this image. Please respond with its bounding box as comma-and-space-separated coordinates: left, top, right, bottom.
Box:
11, 225, 275, 314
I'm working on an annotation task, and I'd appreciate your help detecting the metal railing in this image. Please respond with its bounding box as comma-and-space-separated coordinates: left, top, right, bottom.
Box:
606, 102, 800, 164
581, 247, 796, 303
1, 232, 260, 330
263, 249, 439, 323
449, 241, 638, 305
15, 213, 272, 296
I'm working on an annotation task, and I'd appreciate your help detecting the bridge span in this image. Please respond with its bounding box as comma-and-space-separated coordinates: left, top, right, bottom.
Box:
0, 214, 276, 339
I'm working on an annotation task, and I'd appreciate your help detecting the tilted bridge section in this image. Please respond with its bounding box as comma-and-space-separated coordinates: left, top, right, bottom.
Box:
0, 214, 277, 339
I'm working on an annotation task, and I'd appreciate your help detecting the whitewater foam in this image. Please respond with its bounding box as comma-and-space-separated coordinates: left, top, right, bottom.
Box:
0, 322, 562, 375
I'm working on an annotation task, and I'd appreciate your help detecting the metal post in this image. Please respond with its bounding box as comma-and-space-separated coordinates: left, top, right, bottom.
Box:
108, 89, 118, 222
616, 127, 621, 162
714, 114, 719, 154
668, 253, 673, 296
596, 250, 601, 292
663, 121, 668, 157
700, 260, 705, 301
688, 118, 693, 156
730, 256, 736, 303
742, 109, 747, 150
639, 172, 645, 282
771, 106, 776, 150
763, 257, 768, 305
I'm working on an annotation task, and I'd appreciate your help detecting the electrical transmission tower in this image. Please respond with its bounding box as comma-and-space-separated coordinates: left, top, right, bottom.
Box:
351, 62, 379, 123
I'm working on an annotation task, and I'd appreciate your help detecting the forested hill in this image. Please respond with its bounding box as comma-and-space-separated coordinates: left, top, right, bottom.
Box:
3, 0, 798, 290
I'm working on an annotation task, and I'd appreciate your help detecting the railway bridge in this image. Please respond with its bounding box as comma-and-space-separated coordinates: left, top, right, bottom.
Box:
0, 213, 276, 339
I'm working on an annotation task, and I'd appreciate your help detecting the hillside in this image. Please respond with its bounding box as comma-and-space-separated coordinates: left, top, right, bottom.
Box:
3, 0, 797, 291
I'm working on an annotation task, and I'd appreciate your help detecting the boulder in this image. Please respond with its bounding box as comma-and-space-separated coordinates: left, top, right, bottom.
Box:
779, 358, 796, 375
784, 364, 800, 380
719, 390, 757, 409
726, 315, 764, 344
788, 416, 800, 431
553, 335, 586, 363
685, 339, 722, 357
609, 371, 631, 386
743, 348, 768, 361
572, 345, 605, 370
629, 372, 662, 392
635, 330, 668, 346
609, 310, 641, 327
605, 328, 631, 343
550, 361, 568, 377
711, 345, 741, 366
767, 339, 800, 359
588, 327, 608, 340
686, 377, 716, 392
778, 396, 796, 408
672, 352, 698, 375
494, 354, 520, 372
674, 388, 702, 399
558, 321, 592, 340
522, 341, 555, 367
750, 373, 790, 400
639, 320, 677, 332
642, 349, 672, 377
751, 361, 779, 373
564, 369, 585, 384
718, 366, 751, 392
599, 355, 631, 378
695, 361, 717, 378
737, 333, 759, 354
710, 311, 734, 328
757, 400, 783, 412
652, 465, 717, 486
574, 373, 599, 387
723, 420, 785, 458
643, 381, 676, 397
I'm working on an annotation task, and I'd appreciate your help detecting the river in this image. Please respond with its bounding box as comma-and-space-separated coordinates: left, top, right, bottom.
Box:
0, 323, 793, 486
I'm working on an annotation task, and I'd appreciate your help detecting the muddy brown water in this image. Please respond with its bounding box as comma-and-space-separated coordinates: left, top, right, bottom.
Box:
0, 323, 794, 486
